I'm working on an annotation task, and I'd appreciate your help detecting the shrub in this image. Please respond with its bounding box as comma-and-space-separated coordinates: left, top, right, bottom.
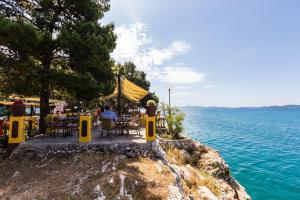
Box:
166, 145, 187, 165
160, 103, 185, 139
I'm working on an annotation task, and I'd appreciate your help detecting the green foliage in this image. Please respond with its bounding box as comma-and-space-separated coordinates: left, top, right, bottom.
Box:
0, 0, 116, 133
160, 103, 185, 139
140, 92, 159, 108
0, 0, 115, 99
146, 100, 156, 106
120, 62, 150, 90
113, 61, 159, 107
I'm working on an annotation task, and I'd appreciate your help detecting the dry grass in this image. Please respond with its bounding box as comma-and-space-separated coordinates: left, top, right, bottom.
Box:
165, 145, 220, 198
0, 153, 175, 200
182, 168, 220, 198
164, 144, 207, 167
165, 145, 187, 165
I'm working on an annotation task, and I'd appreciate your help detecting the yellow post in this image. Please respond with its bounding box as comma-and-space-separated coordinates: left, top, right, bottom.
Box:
145, 116, 156, 142
8, 116, 25, 143
79, 115, 92, 143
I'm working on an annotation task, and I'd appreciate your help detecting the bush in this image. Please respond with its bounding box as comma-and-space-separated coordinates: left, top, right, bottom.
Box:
160, 103, 185, 139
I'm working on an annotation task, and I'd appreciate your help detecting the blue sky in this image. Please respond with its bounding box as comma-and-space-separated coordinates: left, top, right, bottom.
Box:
103, 0, 300, 107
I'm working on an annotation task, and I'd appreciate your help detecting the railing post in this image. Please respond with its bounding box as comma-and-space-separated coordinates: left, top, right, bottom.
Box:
79, 115, 92, 143
8, 116, 25, 144
145, 115, 156, 142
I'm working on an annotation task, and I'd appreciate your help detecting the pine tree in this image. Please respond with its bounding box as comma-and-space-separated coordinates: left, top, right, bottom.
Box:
0, 0, 116, 133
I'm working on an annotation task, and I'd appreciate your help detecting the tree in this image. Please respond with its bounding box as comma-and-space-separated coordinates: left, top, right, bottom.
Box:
117, 61, 159, 107
121, 61, 150, 90
0, 0, 116, 133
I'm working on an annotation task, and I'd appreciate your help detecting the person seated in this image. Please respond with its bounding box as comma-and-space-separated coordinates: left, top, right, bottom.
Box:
101, 105, 118, 121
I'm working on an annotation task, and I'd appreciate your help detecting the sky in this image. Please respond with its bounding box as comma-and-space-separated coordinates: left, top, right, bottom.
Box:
102, 0, 300, 107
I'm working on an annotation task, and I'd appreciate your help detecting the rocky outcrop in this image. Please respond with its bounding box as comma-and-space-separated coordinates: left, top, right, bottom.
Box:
160, 139, 251, 200
2, 138, 251, 200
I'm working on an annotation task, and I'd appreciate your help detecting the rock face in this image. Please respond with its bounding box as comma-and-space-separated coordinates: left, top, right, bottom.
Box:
1, 139, 251, 200
160, 139, 251, 200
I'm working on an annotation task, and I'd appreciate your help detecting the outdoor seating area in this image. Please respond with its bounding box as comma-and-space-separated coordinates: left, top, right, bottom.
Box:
44, 115, 143, 140
44, 115, 79, 138
0, 76, 166, 149
26, 126, 146, 145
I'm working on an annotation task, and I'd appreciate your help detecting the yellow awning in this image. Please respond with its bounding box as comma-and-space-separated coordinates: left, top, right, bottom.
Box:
102, 78, 149, 102
0, 101, 56, 107
8, 95, 64, 103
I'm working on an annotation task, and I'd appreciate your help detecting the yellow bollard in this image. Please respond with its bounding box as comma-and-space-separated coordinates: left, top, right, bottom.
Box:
8, 116, 25, 143
145, 116, 156, 142
79, 115, 92, 143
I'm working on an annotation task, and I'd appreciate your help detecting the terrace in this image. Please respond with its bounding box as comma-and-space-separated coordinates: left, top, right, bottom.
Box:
25, 128, 147, 146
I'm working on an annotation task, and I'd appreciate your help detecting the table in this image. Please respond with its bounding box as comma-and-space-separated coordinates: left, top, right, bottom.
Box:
115, 118, 131, 136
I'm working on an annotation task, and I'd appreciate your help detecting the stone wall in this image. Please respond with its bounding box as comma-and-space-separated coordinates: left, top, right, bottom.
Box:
10, 142, 155, 159
9, 138, 207, 161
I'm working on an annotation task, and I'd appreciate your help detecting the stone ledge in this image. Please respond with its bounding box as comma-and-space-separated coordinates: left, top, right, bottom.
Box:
10, 142, 156, 159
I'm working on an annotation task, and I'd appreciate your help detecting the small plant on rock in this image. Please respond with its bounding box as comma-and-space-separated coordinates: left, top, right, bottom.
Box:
146, 100, 156, 106
160, 103, 185, 139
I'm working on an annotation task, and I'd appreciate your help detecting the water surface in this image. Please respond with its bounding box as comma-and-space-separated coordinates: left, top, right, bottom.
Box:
182, 107, 300, 200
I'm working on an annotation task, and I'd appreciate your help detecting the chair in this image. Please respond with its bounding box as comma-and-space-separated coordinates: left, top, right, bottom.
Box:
45, 117, 57, 138
115, 118, 131, 137
100, 118, 116, 139
67, 117, 79, 136
156, 117, 169, 135
129, 117, 142, 137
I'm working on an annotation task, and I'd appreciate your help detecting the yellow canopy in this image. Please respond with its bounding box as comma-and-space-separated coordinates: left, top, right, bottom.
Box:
8, 95, 64, 103
103, 78, 149, 102
0, 101, 56, 107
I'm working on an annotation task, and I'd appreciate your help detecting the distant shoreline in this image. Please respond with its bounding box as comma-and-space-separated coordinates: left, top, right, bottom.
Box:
180, 105, 300, 109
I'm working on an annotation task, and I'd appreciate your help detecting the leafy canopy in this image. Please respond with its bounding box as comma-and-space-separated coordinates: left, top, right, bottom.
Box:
0, 0, 116, 101
114, 61, 159, 107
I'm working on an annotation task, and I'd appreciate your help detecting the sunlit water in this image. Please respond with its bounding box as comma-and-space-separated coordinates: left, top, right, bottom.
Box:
182, 107, 300, 200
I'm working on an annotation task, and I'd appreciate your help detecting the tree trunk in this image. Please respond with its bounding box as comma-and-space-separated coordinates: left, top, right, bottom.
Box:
39, 83, 50, 134
39, 53, 51, 134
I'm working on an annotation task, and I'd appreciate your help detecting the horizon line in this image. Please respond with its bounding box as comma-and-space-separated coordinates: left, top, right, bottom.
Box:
178, 104, 300, 108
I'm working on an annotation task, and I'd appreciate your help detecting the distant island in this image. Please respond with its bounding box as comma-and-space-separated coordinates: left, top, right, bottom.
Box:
181, 105, 300, 109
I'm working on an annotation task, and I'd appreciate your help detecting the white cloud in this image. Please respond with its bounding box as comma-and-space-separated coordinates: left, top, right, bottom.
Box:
204, 85, 216, 89
111, 22, 204, 85
112, 22, 151, 63
112, 22, 194, 80
147, 41, 191, 65
160, 67, 205, 83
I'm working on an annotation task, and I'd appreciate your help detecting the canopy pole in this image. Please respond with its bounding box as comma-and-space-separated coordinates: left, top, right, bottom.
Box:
117, 73, 121, 116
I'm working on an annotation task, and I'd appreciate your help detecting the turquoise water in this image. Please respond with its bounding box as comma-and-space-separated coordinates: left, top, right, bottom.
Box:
182, 107, 300, 200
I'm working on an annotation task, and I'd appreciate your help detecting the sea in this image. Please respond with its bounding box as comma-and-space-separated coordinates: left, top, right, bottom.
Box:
182, 106, 300, 200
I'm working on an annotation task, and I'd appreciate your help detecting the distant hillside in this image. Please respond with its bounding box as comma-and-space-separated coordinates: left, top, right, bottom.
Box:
181, 105, 300, 109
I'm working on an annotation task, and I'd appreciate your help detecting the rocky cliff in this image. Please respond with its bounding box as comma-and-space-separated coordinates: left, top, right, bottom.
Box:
0, 139, 251, 200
